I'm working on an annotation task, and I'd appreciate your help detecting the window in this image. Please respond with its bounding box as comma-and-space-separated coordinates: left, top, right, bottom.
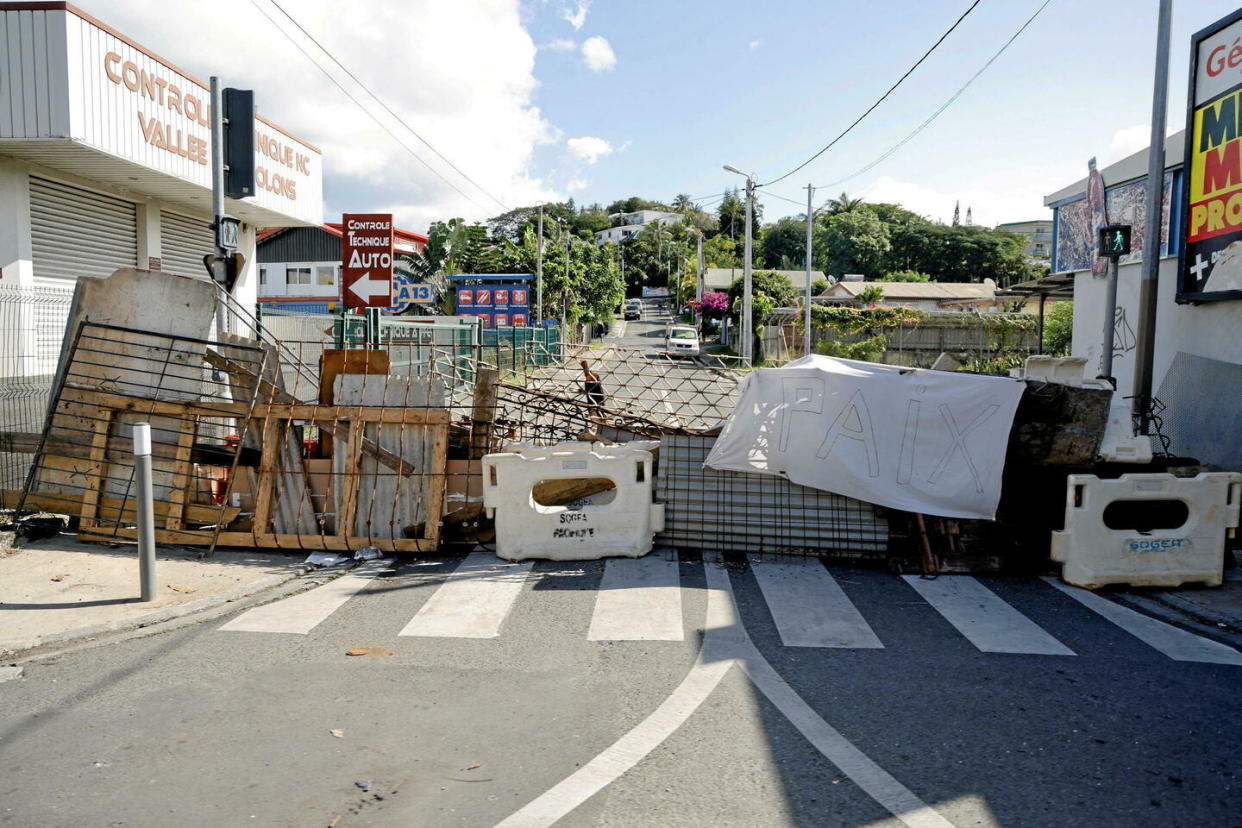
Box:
316, 265, 337, 286
287, 267, 311, 285
258, 266, 268, 286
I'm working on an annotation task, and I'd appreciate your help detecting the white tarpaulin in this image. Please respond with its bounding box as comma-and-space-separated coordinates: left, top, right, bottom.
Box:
704, 355, 1026, 520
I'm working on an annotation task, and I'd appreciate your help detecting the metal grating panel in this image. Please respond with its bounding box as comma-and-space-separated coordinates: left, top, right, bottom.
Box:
656, 434, 890, 556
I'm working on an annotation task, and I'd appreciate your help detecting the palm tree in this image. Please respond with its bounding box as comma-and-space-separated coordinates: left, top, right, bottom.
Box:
826, 192, 864, 214
672, 193, 695, 213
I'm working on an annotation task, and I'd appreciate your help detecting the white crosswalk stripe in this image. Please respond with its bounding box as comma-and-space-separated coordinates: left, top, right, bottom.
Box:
1043, 577, 1242, 665
588, 555, 684, 641
399, 549, 533, 639
749, 556, 883, 648
218, 560, 390, 635
903, 575, 1075, 655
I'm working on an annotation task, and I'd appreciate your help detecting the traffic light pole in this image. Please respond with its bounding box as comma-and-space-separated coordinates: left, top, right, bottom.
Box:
209, 76, 227, 338
741, 177, 754, 363
1099, 254, 1120, 384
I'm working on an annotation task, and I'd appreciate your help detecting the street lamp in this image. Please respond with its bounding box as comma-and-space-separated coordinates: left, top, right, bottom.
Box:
724, 164, 754, 363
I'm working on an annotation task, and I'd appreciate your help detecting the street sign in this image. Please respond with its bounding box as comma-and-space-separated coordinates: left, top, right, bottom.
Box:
216, 215, 240, 250
390, 270, 435, 313
1098, 224, 1132, 258
341, 213, 394, 309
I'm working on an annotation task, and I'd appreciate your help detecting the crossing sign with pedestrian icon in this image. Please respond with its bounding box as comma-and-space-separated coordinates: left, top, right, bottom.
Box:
1098, 224, 1131, 258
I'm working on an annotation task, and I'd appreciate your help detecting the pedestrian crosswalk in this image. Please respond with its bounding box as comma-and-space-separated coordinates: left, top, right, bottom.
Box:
217, 553, 1242, 666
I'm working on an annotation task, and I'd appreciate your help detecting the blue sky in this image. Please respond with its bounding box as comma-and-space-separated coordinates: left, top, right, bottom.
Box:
89, 0, 1242, 231
521, 0, 1242, 226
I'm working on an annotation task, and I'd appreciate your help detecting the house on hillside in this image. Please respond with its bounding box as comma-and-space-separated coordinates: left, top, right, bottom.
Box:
594, 210, 680, 244
997, 219, 1053, 261
818, 280, 1000, 311
256, 222, 428, 311
701, 268, 826, 293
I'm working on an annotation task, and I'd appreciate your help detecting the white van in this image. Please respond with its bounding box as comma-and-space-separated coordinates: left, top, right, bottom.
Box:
665, 325, 700, 357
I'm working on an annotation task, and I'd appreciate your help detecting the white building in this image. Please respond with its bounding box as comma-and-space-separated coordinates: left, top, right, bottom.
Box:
1044, 130, 1240, 471
594, 209, 681, 244
0, 1, 322, 365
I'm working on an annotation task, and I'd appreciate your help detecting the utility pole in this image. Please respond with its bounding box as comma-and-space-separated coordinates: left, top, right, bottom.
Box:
536, 205, 544, 325
742, 176, 754, 363
695, 231, 703, 304
562, 230, 570, 340
804, 183, 814, 357
1132, 0, 1173, 435
209, 77, 227, 338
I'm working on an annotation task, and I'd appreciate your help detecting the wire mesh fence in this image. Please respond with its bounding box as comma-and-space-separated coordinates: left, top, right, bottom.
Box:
0, 283, 75, 491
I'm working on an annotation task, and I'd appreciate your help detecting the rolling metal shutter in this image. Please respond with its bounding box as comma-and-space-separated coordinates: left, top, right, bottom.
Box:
158, 210, 214, 278
29, 177, 138, 286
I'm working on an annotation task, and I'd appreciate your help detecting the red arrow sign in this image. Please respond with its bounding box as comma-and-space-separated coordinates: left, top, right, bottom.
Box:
341, 213, 394, 308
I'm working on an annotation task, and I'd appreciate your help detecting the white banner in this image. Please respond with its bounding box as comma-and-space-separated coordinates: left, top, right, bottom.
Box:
704, 355, 1026, 520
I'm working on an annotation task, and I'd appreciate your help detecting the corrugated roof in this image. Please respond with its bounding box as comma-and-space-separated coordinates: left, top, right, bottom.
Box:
820, 281, 996, 299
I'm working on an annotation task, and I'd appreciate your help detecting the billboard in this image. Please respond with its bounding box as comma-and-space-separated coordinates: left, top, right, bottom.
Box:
455, 283, 532, 324
342, 213, 394, 308
1180, 9, 1242, 301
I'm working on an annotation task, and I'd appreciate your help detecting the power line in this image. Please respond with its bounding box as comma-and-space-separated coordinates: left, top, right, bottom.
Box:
760, 0, 983, 187
253, 0, 510, 213
812, 0, 1052, 203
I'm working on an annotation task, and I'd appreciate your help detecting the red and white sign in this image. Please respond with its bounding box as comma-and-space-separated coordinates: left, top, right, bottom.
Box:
493, 313, 509, 327
341, 213, 394, 308
511, 312, 528, 327
476, 288, 492, 306
494, 289, 509, 305
512, 288, 528, 305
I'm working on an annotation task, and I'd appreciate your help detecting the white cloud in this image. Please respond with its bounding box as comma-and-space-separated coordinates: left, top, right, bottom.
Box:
748, 38, 763, 50
859, 169, 1072, 228
567, 136, 614, 164
562, 1, 592, 30
581, 35, 617, 72
1104, 125, 1150, 166
84, 0, 563, 229
567, 177, 589, 192
543, 37, 577, 52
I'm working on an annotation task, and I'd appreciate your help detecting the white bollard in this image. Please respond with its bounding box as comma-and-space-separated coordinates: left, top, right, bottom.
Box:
132, 422, 157, 602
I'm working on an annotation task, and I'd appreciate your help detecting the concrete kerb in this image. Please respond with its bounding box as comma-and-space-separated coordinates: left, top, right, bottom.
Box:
0, 560, 343, 664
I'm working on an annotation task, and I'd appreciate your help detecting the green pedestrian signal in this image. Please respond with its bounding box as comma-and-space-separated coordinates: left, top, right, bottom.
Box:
1097, 224, 1132, 258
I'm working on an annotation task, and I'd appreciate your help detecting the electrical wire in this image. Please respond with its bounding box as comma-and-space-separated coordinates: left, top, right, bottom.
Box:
760, 0, 983, 187
812, 0, 1052, 199
251, 0, 508, 213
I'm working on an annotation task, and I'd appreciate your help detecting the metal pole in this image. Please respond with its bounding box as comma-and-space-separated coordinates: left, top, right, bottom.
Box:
536, 206, 544, 324
695, 232, 703, 303
562, 236, 569, 340
804, 182, 814, 356
1100, 255, 1120, 383
133, 423, 157, 602
1132, 0, 1173, 433
742, 177, 754, 363
209, 77, 227, 338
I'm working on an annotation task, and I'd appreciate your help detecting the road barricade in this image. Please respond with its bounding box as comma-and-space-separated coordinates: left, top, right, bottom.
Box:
1051, 472, 1241, 588
483, 441, 664, 561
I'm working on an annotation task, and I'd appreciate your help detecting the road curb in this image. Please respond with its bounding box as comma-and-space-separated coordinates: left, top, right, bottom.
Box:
0, 564, 313, 662
1108, 590, 1242, 650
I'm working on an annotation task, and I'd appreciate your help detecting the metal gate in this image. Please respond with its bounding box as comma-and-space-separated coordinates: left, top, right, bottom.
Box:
30, 176, 138, 286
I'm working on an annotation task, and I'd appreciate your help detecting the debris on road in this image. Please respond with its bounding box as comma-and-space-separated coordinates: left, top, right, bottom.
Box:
167, 584, 195, 593
329, 729, 344, 738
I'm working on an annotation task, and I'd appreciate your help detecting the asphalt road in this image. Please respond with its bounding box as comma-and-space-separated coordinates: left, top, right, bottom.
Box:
610, 299, 676, 350
2, 550, 1240, 828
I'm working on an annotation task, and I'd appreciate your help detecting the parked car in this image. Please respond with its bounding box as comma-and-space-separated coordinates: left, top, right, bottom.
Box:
665, 324, 700, 357
624, 299, 642, 320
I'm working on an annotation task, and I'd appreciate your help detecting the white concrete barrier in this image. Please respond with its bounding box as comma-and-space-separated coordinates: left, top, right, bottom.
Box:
483, 442, 665, 561
1051, 472, 1241, 588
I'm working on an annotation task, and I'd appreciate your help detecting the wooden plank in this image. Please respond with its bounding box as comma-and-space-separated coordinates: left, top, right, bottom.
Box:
261, 405, 450, 425
1, 489, 240, 526
78, 527, 436, 553
251, 415, 284, 535
61, 386, 249, 418
162, 420, 199, 531
468, 367, 500, 460
336, 423, 366, 538
422, 422, 450, 543
76, 411, 112, 535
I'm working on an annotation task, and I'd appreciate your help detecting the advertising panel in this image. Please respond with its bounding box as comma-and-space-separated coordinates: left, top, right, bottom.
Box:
1181, 10, 1242, 301
341, 213, 394, 308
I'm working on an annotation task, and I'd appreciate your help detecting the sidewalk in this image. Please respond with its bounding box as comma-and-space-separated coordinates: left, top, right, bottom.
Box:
0, 534, 307, 658
1108, 554, 1242, 648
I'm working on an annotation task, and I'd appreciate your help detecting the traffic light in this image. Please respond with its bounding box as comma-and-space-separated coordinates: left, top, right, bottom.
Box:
1097, 224, 1132, 258
222, 88, 255, 199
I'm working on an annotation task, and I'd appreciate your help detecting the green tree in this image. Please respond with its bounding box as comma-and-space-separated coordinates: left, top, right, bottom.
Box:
816, 210, 891, 278
878, 269, 932, 282
1043, 300, 1074, 355
716, 188, 763, 242
862, 202, 928, 227
886, 224, 1027, 285
758, 215, 808, 269
855, 285, 885, 306
825, 192, 864, 214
